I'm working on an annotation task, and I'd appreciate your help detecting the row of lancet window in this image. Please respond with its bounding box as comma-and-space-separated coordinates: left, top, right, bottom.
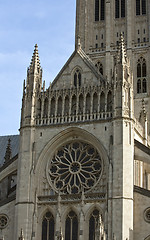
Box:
137, 57, 147, 94
42, 210, 104, 240
95, 0, 147, 21
37, 90, 112, 118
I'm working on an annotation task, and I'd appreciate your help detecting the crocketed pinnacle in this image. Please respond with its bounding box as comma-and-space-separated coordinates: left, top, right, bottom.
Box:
4, 138, 12, 164
117, 33, 127, 64
29, 44, 41, 73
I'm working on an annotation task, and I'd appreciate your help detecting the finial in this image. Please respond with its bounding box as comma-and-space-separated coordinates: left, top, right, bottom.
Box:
4, 138, 12, 164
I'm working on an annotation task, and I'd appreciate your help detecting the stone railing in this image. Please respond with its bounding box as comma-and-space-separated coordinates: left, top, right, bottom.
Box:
35, 111, 113, 126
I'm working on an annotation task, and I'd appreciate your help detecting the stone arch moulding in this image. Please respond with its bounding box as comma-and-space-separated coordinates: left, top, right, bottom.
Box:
61, 206, 79, 224
34, 127, 109, 195
85, 203, 104, 222
37, 206, 56, 224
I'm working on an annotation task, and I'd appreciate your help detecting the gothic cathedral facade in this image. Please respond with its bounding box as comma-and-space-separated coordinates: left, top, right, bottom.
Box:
0, 0, 150, 240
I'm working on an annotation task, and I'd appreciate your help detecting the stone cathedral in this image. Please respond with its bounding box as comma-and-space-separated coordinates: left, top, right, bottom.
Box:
0, 0, 150, 239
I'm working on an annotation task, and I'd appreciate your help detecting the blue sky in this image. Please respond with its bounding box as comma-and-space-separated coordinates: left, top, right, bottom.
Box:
0, 0, 76, 136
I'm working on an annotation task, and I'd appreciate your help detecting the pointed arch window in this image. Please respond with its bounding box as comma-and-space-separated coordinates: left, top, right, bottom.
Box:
136, 0, 146, 15
95, 0, 105, 21
115, 0, 125, 18
89, 209, 104, 240
74, 69, 81, 87
42, 212, 54, 240
65, 211, 78, 240
137, 58, 147, 94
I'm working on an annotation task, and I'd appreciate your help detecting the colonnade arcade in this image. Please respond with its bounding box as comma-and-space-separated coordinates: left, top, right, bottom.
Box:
35, 83, 113, 126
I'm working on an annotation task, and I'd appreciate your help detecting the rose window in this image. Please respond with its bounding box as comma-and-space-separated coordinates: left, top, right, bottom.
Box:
46, 141, 102, 194
0, 215, 8, 229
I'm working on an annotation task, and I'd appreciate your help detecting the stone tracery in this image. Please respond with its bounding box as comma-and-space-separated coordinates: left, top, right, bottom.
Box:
46, 141, 103, 194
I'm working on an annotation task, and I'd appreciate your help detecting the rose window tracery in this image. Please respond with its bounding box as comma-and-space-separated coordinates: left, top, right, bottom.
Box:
0, 215, 8, 229
46, 141, 102, 194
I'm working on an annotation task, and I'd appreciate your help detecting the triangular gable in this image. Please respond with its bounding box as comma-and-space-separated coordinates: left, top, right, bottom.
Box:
51, 48, 104, 88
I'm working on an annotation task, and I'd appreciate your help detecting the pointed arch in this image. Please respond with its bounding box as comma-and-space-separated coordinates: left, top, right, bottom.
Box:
71, 95, 77, 115
57, 96, 62, 116
64, 96, 69, 115
74, 69, 81, 87
137, 63, 141, 77
79, 94, 84, 114
107, 91, 112, 111
100, 92, 105, 111
142, 79, 147, 93
89, 209, 104, 240
65, 210, 78, 240
137, 79, 141, 93
86, 93, 91, 113
142, 61, 146, 77
137, 57, 147, 93
50, 97, 55, 116
43, 98, 48, 117
42, 211, 54, 240
93, 92, 98, 112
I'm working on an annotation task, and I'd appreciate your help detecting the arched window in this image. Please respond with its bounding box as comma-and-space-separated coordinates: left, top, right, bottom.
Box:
65, 211, 78, 240
89, 209, 104, 240
95, 62, 103, 75
43, 98, 48, 117
142, 0, 146, 15
143, 79, 147, 93
107, 91, 112, 111
93, 92, 98, 112
115, 0, 120, 18
79, 94, 84, 114
100, 92, 105, 111
142, 62, 146, 77
137, 63, 141, 77
86, 93, 91, 113
42, 212, 54, 240
136, 0, 140, 15
115, 0, 125, 18
71, 95, 77, 115
74, 69, 81, 87
136, 0, 146, 15
64, 96, 69, 115
57, 96, 62, 116
137, 79, 141, 93
50, 98, 55, 116
121, 0, 125, 17
95, 0, 105, 21
137, 58, 147, 93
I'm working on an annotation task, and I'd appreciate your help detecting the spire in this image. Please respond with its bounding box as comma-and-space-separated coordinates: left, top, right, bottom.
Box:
29, 44, 41, 74
117, 33, 127, 65
4, 138, 12, 164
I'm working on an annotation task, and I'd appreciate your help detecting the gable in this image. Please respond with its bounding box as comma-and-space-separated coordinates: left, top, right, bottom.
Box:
51, 50, 102, 90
